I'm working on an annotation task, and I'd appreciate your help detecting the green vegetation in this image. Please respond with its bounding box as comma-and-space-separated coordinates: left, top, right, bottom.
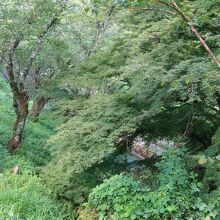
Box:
0, 0, 220, 219
0, 79, 57, 172
0, 172, 68, 220
84, 150, 218, 220
0, 79, 70, 219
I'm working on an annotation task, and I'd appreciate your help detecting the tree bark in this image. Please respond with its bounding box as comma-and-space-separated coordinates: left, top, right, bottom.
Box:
31, 97, 49, 120
8, 92, 29, 150
7, 49, 29, 150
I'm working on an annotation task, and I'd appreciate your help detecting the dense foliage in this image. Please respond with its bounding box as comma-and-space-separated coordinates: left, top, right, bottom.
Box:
0, 0, 219, 219
82, 150, 219, 220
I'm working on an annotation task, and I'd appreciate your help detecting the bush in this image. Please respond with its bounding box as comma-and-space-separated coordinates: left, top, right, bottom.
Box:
87, 174, 150, 220
84, 149, 218, 220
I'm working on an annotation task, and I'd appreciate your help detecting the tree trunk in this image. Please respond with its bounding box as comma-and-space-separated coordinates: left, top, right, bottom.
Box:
8, 92, 29, 150
31, 97, 48, 121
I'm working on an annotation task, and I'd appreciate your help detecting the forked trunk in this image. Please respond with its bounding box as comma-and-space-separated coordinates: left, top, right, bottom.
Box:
8, 92, 29, 150
31, 97, 48, 121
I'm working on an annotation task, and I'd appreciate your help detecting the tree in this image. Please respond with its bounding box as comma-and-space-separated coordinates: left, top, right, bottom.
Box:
30, 34, 72, 121
43, 0, 220, 200
0, 0, 68, 150
30, 0, 120, 121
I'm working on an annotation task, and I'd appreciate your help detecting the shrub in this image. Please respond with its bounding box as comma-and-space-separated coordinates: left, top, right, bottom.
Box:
84, 149, 219, 220
87, 174, 150, 220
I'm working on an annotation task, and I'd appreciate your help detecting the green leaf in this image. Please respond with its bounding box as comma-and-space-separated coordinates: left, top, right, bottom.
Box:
170, 81, 179, 89
84, 7, 90, 13
198, 157, 207, 165
167, 205, 176, 212
216, 155, 220, 161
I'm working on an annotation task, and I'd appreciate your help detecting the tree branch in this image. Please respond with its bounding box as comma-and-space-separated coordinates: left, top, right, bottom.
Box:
157, 0, 220, 69
23, 0, 69, 79
88, 3, 117, 56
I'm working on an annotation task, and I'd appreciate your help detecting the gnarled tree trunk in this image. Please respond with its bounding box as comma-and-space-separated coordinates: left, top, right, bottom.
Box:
7, 49, 29, 151
31, 97, 48, 121
8, 92, 29, 150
